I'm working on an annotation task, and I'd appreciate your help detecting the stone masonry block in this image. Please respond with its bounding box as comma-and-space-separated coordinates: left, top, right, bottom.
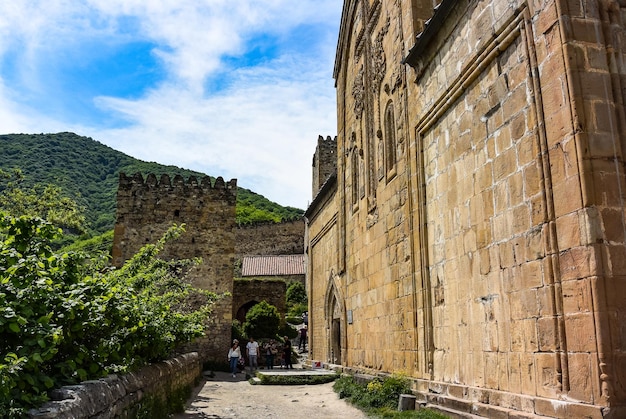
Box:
555, 211, 582, 250
544, 107, 571, 149
566, 402, 605, 419
552, 176, 583, 218
570, 17, 602, 44
592, 162, 625, 207
608, 244, 626, 274
534, 352, 559, 399
535, 396, 567, 417
601, 207, 626, 243
559, 245, 599, 281
537, 316, 557, 352
567, 352, 594, 403
520, 352, 537, 396
565, 312, 597, 352
536, 1, 558, 34
561, 277, 592, 314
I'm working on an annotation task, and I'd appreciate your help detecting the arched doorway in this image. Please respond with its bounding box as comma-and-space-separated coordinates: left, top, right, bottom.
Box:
329, 294, 342, 364
325, 274, 346, 365
236, 300, 259, 323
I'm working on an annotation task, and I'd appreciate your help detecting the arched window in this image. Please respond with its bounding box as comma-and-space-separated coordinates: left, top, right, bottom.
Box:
384, 101, 397, 176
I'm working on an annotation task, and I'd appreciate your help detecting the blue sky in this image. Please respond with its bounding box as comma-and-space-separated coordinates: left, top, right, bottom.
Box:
0, 1, 342, 209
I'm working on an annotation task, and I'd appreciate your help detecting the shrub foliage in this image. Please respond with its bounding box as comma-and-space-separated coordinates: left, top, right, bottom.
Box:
333, 374, 448, 418
242, 301, 280, 339
286, 281, 307, 319
0, 215, 219, 417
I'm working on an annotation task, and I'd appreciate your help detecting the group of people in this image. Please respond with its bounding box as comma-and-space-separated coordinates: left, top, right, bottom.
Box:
228, 336, 295, 377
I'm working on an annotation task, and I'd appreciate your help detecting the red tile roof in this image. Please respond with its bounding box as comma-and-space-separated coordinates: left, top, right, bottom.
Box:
241, 254, 306, 276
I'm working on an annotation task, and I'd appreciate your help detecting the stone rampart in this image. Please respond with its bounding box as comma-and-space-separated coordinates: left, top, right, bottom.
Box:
27, 353, 201, 419
235, 219, 304, 258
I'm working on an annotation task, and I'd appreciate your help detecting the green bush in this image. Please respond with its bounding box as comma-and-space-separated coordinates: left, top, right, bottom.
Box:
285, 281, 308, 320
0, 216, 219, 417
277, 323, 298, 340
242, 301, 280, 339
286, 303, 308, 321
333, 374, 448, 418
286, 281, 306, 305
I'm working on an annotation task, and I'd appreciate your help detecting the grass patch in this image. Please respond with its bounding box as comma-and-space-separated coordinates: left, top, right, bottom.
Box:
253, 372, 339, 385
333, 374, 448, 418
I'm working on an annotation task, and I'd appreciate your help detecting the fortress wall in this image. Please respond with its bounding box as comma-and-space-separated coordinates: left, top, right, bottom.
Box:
235, 219, 305, 257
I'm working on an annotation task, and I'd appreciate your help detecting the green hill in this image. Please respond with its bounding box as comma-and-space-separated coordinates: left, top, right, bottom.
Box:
0, 132, 303, 233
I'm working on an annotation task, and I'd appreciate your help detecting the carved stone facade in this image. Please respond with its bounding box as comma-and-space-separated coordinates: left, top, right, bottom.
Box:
306, 1, 626, 417
112, 173, 237, 362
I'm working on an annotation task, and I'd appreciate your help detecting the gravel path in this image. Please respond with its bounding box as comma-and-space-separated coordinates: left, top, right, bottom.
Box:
172, 371, 367, 419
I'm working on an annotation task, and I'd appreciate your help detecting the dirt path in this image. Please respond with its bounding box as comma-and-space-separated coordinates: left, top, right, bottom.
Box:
173, 371, 367, 419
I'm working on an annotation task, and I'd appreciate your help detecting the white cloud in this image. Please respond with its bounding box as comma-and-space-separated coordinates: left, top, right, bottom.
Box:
0, 0, 342, 208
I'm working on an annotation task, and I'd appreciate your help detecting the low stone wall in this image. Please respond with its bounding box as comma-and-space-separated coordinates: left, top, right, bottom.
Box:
28, 352, 201, 419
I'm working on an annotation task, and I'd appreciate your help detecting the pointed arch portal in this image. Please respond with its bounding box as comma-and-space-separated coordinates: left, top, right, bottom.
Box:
324, 273, 346, 365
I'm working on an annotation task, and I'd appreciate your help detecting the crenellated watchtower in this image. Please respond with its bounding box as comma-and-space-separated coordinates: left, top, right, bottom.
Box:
312, 135, 336, 198
112, 172, 237, 362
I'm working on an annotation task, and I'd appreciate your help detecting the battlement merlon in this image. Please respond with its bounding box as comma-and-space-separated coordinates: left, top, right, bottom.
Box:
118, 172, 238, 192
317, 135, 337, 146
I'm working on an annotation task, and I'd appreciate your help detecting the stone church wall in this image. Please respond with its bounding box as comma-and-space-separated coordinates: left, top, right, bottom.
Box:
112, 173, 237, 362
307, 0, 626, 417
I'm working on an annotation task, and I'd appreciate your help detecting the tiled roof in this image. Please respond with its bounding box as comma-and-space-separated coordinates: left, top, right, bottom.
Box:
241, 254, 306, 276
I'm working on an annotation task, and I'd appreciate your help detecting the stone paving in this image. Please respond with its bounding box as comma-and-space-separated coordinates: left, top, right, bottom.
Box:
173, 352, 366, 419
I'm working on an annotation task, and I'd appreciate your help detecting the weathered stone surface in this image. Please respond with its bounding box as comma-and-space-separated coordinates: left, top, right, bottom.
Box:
235, 219, 304, 258
306, 0, 626, 418
232, 279, 286, 323
112, 173, 237, 362
28, 353, 201, 419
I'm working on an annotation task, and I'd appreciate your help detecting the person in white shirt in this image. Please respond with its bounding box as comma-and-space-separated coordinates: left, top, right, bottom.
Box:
228, 339, 242, 378
246, 337, 259, 373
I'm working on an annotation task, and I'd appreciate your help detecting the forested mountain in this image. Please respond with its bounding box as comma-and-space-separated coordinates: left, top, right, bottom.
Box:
0, 132, 303, 233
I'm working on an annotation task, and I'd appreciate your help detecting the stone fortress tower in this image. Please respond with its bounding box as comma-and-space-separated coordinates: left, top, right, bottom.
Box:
112, 172, 237, 362
312, 135, 337, 197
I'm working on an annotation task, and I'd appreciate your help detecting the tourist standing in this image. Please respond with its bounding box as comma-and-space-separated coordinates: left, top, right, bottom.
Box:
263, 339, 277, 369
298, 326, 307, 352
228, 339, 241, 378
246, 337, 259, 373
283, 336, 293, 369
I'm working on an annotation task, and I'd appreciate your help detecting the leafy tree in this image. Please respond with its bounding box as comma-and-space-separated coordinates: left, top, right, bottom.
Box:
242, 301, 281, 339
0, 168, 86, 233
0, 215, 218, 417
286, 281, 308, 319
286, 281, 307, 305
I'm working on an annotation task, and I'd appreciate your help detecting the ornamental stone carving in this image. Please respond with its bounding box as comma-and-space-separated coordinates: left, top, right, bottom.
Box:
352, 65, 365, 118
372, 17, 390, 94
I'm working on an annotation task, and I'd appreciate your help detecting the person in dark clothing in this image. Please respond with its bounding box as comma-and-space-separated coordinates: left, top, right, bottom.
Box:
283, 336, 293, 369
298, 326, 307, 352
